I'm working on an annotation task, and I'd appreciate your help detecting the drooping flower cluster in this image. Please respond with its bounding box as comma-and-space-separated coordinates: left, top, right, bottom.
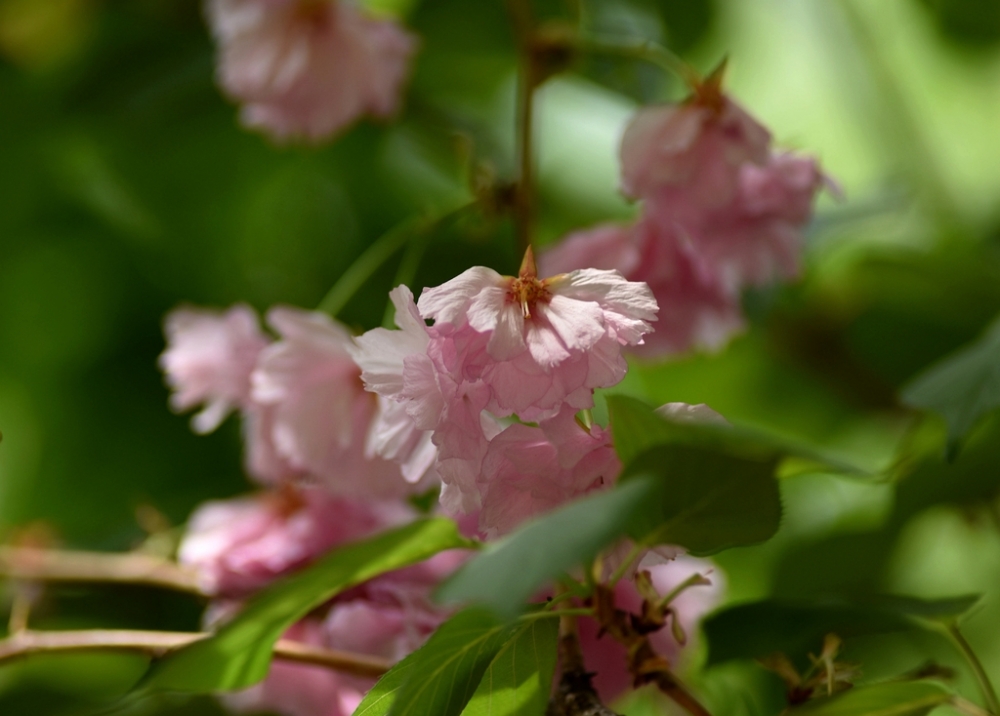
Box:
350, 249, 657, 535
541, 68, 831, 356
206, 0, 417, 141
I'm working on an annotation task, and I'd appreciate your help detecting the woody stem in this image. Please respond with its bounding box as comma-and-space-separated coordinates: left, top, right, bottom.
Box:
507, 0, 538, 256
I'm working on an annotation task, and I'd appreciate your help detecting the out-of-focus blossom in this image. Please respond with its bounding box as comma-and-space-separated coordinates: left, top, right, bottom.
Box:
578, 556, 725, 703
620, 73, 770, 211
207, 0, 418, 142
250, 306, 410, 497
656, 401, 728, 426
160, 304, 269, 434
179, 487, 409, 597
668, 152, 829, 289
541, 221, 744, 356
477, 406, 620, 537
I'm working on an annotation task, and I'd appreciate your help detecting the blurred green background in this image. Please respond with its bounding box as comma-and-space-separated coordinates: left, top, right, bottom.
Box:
1, 0, 1000, 714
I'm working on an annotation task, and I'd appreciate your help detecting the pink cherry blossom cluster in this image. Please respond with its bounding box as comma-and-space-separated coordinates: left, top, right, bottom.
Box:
160, 282, 723, 715
349, 248, 657, 537
541, 72, 833, 356
206, 0, 417, 141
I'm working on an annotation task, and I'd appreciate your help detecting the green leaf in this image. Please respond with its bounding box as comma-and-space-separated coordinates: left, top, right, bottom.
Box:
145, 518, 473, 693
607, 395, 871, 478
787, 681, 953, 716
622, 444, 783, 555
353, 609, 513, 716
704, 596, 981, 666
436, 479, 655, 619
461, 618, 559, 716
903, 314, 1000, 455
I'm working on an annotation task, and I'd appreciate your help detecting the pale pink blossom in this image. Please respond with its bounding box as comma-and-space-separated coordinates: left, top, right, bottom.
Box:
579, 556, 725, 702
541, 221, 744, 356
250, 306, 410, 496
207, 0, 418, 142
666, 152, 829, 289
620, 74, 770, 211
418, 249, 658, 420
656, 401, 728, 426
160, 304, 269, 434
478, 406, 620, 537
179, 488, 408, 597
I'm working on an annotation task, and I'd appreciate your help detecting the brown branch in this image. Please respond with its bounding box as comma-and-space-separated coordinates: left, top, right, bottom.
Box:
547, 612, 622, 716
0, 547, 205, 596
0, 629, 392, 679
506, 0, 538, 256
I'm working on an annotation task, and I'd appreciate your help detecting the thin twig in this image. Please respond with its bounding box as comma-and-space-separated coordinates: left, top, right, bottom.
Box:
575, 34, 699, 86
953, 696, 995, 716
0, 629, 392, 679
0, 547, 205, 596
947, 623, 1000, 716
547, 610, 622, 716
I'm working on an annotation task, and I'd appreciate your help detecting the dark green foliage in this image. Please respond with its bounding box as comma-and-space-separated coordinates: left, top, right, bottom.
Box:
903, 314, 1000, 456
704, 595, 979, 666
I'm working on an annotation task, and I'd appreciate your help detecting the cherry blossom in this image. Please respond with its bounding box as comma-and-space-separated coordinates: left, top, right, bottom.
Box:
541, 221, 744, 356
178, 487, 409, 597
620, 66, 770, 212
207, 0, 417, 142
249, 306, 412, 497
160, 303, 268, 434
418, 248, 658, 419
477, 406, 620, 537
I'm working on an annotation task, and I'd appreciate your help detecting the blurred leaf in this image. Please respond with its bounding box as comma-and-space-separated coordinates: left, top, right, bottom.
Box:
786, 680, 952, 716
607, 396, 872, 478
145, 519, 473, 693
622, 445, 782, 556
461, 618, 558, 716
436, 480, 654, 619
704, 596, 980, 666
354, 609, 512, 716
902, 314, 1000, 456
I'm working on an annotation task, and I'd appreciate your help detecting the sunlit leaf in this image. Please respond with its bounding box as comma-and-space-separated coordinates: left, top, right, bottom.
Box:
354, 609, 512, 716
903, 314, 1000, 456
607, 395, 871, 478
145, 519, 474, 693
461, 618, 559, 716
787, 681, 953, 716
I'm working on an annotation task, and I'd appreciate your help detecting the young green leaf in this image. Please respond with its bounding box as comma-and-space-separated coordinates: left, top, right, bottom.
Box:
903, 314, 1000, 456
607, 395, 871, 478
145, 518, 473, 693
787, 681, 953, 716
461, 618, 559, 716
353, 609, 513, 716
622, 444, 782, 555
436, 479, 655, 619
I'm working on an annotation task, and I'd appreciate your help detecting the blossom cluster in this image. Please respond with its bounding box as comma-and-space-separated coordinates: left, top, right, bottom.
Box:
349, 249, 657, 535
207, 0, 417, 141
542, 69, 832, 356
152, 14, 843, 714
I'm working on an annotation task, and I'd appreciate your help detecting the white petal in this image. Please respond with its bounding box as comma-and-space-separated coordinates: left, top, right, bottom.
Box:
538, 294, 606, 352
485, 303, 527, 361
417, 266, 504, 325
467, 285, 508, 334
